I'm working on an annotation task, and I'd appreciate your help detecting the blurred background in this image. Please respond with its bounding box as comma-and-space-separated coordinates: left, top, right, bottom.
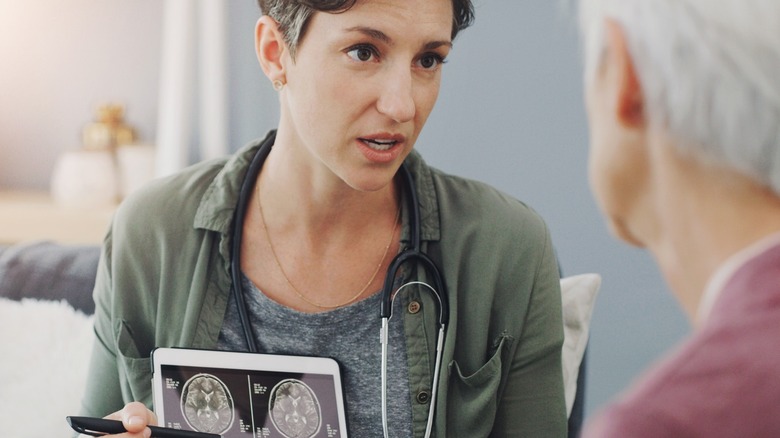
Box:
0, 0, 689, 421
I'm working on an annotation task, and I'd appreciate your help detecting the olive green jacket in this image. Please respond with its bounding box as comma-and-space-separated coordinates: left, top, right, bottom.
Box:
81, 131, 567, 437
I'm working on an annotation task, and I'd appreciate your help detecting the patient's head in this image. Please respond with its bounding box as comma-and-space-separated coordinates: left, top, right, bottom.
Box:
578, 0, 780, 194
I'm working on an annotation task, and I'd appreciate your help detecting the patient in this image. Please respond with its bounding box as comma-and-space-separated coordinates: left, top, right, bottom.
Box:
576, 0, 780, 436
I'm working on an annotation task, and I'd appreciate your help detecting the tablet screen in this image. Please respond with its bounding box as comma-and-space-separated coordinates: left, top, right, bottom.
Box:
152, 348, 347, 438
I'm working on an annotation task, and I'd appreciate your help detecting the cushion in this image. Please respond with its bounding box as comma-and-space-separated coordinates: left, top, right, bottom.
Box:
561, 273, 601, 416
0, 297, 94, 437
0, 240, 100, 314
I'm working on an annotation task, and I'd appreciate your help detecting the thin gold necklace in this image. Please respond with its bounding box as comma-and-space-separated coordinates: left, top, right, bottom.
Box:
256, 183, 401, 309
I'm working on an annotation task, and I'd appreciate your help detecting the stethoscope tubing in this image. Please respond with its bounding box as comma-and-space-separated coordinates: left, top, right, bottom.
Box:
379, 162, 449, 324
231, 135, 274, 354
230, 138, 448, 437
377, 161, 449, 437
381, 280, 447, 438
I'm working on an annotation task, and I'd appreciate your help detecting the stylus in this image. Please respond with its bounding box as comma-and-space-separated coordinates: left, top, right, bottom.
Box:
67, 416, 222, 438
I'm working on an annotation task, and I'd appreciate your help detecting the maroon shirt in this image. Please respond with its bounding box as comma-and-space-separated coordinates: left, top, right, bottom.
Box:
583, 241, 780, 437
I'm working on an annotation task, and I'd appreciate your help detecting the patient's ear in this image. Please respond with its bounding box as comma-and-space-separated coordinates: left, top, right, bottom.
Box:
255, 15, 287, 83
604, 19, 645, 127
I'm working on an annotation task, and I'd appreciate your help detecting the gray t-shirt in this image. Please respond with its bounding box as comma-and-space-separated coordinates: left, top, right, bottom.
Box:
218, 274, 413, 437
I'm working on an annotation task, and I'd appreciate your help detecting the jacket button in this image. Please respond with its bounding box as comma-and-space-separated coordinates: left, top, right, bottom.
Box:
408, 301, 421, 314
416, 390, 430, 404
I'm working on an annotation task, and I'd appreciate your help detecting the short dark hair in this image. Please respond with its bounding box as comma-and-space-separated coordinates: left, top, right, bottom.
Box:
258, 0, 475, 58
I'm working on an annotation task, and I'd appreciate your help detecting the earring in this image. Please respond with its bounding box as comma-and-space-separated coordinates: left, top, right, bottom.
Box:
272, 79, 285, 91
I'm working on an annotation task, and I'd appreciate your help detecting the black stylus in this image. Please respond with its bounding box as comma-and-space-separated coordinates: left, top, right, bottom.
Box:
67, 416, 222, 438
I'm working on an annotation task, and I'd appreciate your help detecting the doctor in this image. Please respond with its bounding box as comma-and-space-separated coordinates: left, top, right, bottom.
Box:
81, 0, 567, 436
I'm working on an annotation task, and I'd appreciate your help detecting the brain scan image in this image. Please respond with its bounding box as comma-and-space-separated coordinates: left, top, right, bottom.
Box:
269, 379, 322, 438
180, 374, 234, 434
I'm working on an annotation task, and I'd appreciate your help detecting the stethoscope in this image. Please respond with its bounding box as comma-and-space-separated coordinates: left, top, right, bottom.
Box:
230, 134, 449, 438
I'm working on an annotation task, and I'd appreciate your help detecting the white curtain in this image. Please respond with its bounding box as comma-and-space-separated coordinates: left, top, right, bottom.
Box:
156, 0, 228, 177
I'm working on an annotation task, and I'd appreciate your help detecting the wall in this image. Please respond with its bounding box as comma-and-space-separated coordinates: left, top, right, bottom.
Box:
0, 0, 162, 189
1, 0, 689, 419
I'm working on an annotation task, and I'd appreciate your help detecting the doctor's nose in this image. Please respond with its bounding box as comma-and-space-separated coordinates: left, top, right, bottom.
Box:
376, 70, 416, 123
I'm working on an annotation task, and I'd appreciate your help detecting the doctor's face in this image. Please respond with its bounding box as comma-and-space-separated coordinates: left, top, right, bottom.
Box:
278, 0, 453, 192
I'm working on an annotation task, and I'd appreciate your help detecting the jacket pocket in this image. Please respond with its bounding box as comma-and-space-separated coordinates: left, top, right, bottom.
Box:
116, 320, 153, 405
447, 336, 508, 436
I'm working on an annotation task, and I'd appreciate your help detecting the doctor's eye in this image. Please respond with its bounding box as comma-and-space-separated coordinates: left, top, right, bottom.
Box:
346, 44, 379, 62
416, 53, 447, 70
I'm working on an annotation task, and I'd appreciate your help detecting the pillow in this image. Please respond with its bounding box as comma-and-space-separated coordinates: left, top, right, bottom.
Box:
561, 273, 601, 416
0, 297, 94, 437
0, 240, 100, 314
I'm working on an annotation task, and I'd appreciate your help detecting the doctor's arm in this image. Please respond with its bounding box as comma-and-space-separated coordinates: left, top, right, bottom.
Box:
78, 234, 159, 436
80, 233, 127, 417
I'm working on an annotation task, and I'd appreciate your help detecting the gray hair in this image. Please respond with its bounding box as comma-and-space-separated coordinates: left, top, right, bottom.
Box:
578, 0, 780, 193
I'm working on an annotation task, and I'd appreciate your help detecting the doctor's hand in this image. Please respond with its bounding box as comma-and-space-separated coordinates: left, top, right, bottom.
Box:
102, 401, 158, 437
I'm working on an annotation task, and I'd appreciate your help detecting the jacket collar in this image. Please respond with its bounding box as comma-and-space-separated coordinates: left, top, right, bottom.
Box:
400, 147, 442, 242
192, 131, 274, 234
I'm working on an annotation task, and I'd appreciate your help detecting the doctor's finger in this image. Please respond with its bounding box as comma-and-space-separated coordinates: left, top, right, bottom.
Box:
104, 401, 158, 436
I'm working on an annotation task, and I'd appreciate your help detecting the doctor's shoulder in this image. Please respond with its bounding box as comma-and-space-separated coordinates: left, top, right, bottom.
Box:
429, 167, 551, 244
110, 155, 233, 245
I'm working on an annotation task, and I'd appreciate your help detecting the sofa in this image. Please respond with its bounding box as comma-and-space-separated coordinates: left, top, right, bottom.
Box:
0, 240, 597, 437
0, 240, 100, 437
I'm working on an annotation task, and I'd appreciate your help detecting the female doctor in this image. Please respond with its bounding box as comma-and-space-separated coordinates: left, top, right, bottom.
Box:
81, 0, 567, 436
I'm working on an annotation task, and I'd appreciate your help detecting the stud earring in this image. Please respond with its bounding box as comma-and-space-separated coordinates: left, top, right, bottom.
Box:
272, 79, 285, 91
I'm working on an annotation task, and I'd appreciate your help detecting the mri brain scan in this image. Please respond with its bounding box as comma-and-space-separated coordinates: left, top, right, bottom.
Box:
180, 374, 234, 434
269, 379, 322, 438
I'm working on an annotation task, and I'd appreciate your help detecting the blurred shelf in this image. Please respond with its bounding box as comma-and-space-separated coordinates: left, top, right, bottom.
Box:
0, 190, 116, 245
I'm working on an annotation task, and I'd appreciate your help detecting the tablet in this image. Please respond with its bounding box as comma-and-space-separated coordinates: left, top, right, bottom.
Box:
151, 348, 348, 438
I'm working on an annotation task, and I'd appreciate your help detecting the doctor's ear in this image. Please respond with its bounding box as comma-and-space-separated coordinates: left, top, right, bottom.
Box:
255, 15, 288, 85
604, 19, 645, 128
